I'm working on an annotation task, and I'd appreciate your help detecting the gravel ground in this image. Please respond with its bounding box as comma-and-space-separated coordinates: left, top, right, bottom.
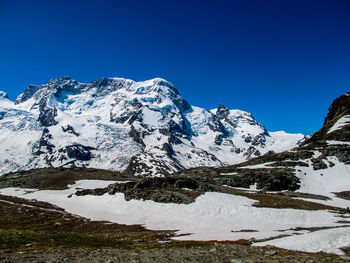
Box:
1, 244, 350, 263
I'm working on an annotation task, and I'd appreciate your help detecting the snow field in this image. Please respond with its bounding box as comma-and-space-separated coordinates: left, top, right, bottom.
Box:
1, 179, 350, 255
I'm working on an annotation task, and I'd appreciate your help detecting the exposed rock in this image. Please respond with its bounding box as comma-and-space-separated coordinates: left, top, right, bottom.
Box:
161, 143, 175, 157
62, 144, 95, 161
129, 125, 145, 147
61, 125, 80, 136
312, 158, 328, 170
76, 177, 213, 204
35, 128, 55, 155
15, 84, 40, 104
324, 92, 350, 126
243, 146, 261, 159
38, 107, 58, 127
75, 187, 107, 196
334, 191, 350, 200
226, 168, 300, 191
216, 104, 230, 119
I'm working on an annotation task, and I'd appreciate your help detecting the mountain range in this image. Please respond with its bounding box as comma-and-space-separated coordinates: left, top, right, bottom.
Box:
0, 77, 304, 176
1, 79, 350, 256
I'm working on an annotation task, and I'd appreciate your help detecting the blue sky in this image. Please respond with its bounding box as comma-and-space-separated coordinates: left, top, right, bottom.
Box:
0, 0, 349, 134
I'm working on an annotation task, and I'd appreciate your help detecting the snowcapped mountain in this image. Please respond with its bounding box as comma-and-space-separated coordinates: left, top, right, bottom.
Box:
0, 77, 304, 176
198, 91, 350, 200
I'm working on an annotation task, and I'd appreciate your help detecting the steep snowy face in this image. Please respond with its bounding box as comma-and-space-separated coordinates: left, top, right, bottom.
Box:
0, 89, 42, 175
0, 77, 303, 176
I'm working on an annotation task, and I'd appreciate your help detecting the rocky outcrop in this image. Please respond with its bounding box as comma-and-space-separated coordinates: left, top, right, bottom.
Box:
226, 168, 300, 191
38, 107, 58, 127
62, 144, 95, 161
61, 125, 80, 136
324, 92, 350, 126
75, 177, 214, 204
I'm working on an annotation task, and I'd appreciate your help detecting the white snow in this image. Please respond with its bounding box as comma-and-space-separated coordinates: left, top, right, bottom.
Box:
1, 180, 348, 254
239, 162, 277, 169
295, 157, 350, 208
68, 179, 119, 189
268, 131, 305, 152
327, 140, 350, 146
328, 115, 350, 134
255, 227, 350, 255
142, 107, 163, 127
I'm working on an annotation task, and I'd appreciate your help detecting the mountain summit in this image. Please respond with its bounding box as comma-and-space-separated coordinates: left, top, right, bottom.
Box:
0, 77, 303, 176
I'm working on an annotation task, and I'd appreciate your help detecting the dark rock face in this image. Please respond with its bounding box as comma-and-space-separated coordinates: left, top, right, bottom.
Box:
215, 134, 223, 145
75, 177, 213, 204
207, 114, 227, 136
303, 92, 350, 146
216, 104, 230, 119
162, 143, 175, 157
129, 125, 145, 147
51, 77, 81, 98
91, 78, 131, 97
334, 190, 350, 200
38, 107, 58, 127
35, 128, 55, 155
61, 125, 80, 136
62, 144, 95, 161
15, 84, 40, 104
244, 146, 261, 159
75, 187, 107, 196
324, 92, 350, 126
224, 168, 300, 191
312, 158, 328, 170
110, 105, 142, 125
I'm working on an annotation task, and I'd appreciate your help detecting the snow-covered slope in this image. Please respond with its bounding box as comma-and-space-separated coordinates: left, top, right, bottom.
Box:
0, 77, 303, 176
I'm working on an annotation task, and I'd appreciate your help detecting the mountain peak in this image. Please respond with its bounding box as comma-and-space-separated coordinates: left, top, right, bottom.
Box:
49, 76, 72, 84
216, 104, 230, 119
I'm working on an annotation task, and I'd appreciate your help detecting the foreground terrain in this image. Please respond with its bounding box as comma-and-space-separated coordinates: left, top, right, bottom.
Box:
0, 190, 349, 263
1, 167, 350, 262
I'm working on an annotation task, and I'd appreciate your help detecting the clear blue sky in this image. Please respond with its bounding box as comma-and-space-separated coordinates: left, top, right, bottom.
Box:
0, 0, 349, 134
